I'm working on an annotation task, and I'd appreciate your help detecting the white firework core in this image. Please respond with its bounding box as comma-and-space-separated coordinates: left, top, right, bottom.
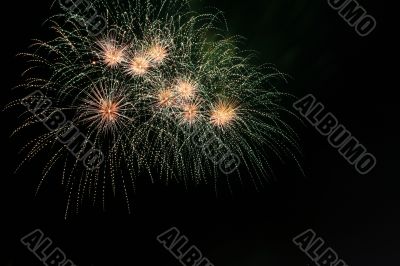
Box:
210, 101, 238, 127
80, 84, 133, 133
175, 79, 197, 100
126, 55, 151, 76
97, 39, 126, 68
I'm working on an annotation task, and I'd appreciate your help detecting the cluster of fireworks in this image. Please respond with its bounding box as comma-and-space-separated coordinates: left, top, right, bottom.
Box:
9, 0, 301, 214
93, 36, 237, 128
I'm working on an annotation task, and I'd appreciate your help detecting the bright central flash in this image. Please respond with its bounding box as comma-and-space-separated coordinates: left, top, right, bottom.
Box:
100, 100, 119, 121
175, 80, 197, 100
181, 103, 200, 124
81, 86, 133, 133
210, 101, 237, 127
97, 40, 126, 68
127, 55, 151, 76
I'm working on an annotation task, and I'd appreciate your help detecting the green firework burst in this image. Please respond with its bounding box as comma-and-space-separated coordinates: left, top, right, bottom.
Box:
8, 0, 302, 215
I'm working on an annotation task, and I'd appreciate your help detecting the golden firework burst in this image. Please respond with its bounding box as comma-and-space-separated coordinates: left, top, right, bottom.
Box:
180, 101, 201, 125
126, 55, 151, 76
146, 43, 169, 65
174, 79, 197, 100
80, 83, 133, 133
157, 88, 174, 107
210, 100, 238, 127
97, 39, 126, 68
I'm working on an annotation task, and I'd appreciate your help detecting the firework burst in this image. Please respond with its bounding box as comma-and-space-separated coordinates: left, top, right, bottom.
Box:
96, 38, 127, 68
78, 80, 134, 134
9, 0, 301, 215
210, 100, 238, 128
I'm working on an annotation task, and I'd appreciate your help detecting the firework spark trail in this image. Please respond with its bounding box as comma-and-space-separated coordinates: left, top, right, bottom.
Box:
8, 0, 302, 215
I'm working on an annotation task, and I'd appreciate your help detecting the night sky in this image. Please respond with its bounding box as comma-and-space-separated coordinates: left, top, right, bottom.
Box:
1, 0, 395, 266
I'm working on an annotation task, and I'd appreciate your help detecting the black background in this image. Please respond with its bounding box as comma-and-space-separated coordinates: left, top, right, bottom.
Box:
1, 0, 396, 266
